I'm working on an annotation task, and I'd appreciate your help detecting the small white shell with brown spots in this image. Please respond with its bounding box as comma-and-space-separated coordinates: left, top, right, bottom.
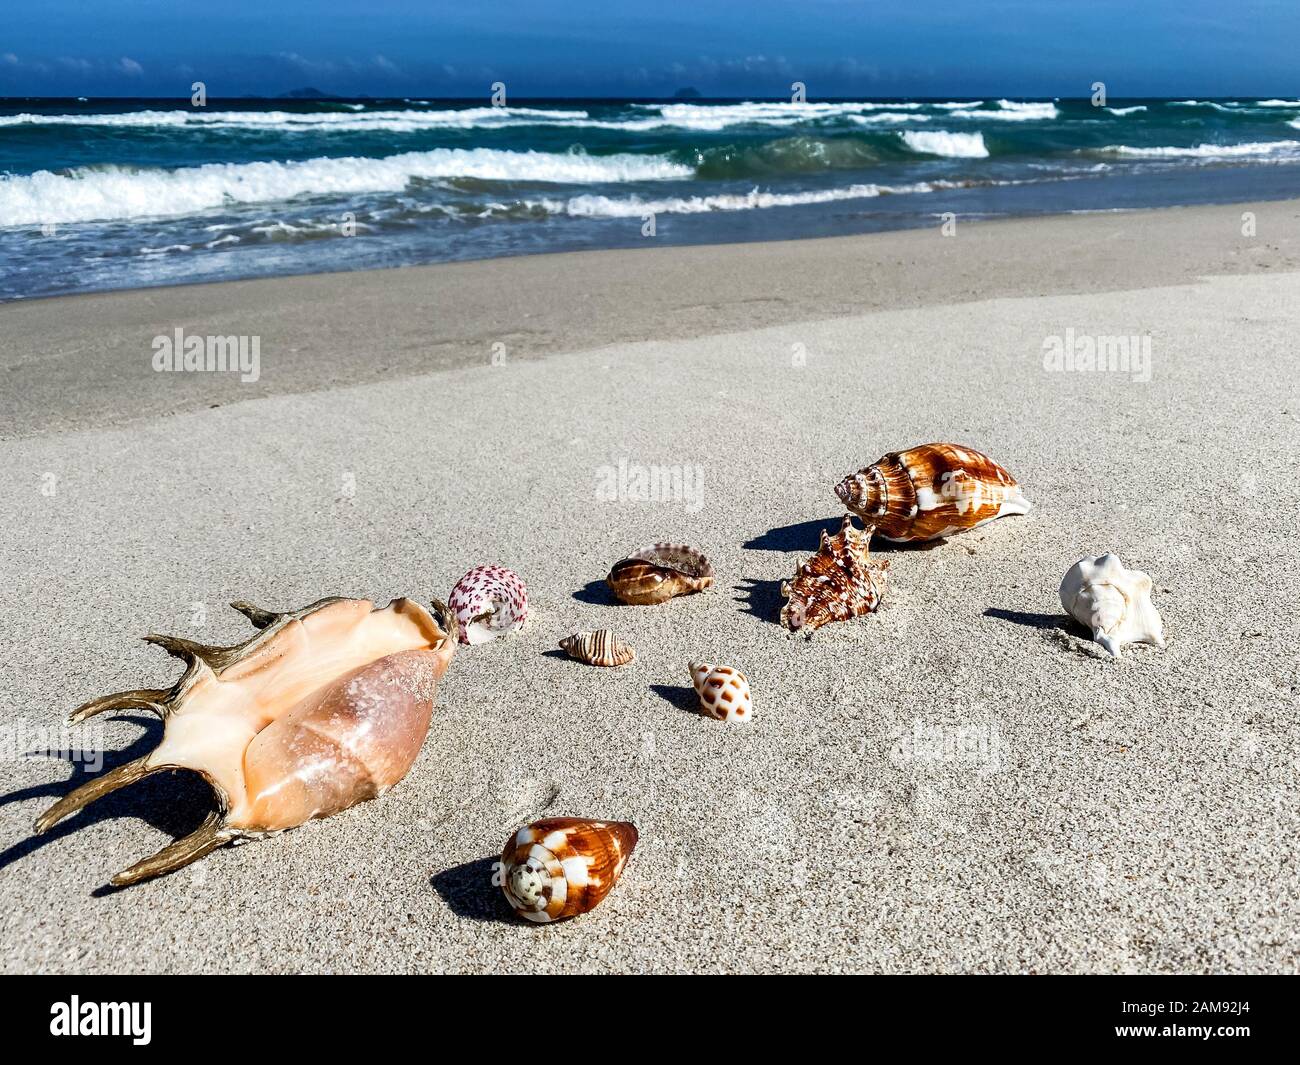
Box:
688, 661, 752, 723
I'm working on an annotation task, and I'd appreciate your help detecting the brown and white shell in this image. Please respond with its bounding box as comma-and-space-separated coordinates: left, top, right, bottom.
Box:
559, 629, 635, 667
834, 442, 1030, 542
780, 515, 888, 634
34, 597, 458, 886
688, 661, 752, 722
606, 542, 714, 605
498, 817, 638, 923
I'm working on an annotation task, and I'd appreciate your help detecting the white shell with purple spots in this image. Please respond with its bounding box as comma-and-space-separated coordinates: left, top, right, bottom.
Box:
448, 565, 529, 645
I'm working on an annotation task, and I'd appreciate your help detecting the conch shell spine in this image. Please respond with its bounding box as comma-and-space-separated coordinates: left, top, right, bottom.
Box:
35, 597, 457, 886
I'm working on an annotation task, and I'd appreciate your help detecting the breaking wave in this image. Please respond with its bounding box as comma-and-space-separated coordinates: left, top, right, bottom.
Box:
899, 130, 989, 157
1097, 139, 1300, 159
0, 106, 592, 131
0, 148, 693, 226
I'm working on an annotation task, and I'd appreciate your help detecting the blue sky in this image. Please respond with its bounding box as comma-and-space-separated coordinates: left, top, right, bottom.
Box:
1, 1, 1296, 97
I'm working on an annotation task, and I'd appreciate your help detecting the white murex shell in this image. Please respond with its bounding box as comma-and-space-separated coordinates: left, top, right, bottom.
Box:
1059, 553, 1165, 659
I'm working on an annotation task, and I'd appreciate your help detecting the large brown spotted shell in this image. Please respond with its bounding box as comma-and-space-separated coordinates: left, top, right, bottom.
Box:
497, 817, 638, 923
606, 542, 714, 605
559, 630, 635, 667
834, 442, 1030, 542
780, 515, 887, 634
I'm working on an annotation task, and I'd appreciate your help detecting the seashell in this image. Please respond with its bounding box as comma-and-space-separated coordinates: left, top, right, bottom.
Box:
780, 515, 888, 634
34, 597, 458, 885
498, 817, 638, 923
559, 629, 635, 667
448, 564, 528, 645
835, 442, 1030, 542
605, 542, 714, 605
688, 661, 752, 722
1060, 553, 1165, 659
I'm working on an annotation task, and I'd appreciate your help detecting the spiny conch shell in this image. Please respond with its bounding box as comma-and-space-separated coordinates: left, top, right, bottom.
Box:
498, 817, 638, 923
1060, 553, 1166, 659
780, 515, 888, 634
559, 630, 635, 667
606, 542, 714, 605
448, 565, 528, 645
834, 442, 1031, 542
34, 598, 458, 886
688, 662, 752, 723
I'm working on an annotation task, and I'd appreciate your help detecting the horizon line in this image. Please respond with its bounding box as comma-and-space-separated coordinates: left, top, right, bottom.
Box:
1, 92, 1292, 102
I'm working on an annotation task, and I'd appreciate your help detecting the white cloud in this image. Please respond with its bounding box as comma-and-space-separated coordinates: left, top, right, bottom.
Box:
117, 56, 144, 77
1, 52, 18, 66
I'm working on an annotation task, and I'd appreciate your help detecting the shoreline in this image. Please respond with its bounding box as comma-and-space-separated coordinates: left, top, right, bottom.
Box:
3, 197, 1299, 440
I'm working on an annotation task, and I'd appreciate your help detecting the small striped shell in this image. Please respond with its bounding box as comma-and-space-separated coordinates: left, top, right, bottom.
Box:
448, 565, 528, 645
498, 817, 638, 923
606, 542, 713, 605
688, 661, 752, 723
834, 442, 1030, 543
559, 630, 635, 667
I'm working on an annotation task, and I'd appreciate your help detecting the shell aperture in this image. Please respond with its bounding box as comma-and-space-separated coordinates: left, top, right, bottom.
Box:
34, 597, 458, 885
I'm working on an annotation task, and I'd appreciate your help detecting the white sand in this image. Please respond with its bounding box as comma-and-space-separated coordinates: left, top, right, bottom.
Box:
1, 207, 1297, 972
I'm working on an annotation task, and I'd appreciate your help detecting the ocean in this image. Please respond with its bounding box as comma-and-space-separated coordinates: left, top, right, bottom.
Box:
2, 96, 1299, 300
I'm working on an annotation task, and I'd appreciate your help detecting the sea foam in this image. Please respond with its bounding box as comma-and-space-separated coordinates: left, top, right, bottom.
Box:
0, 148, 693, 226
1099, 139, 1300, 159
536, 184, 893, 217
0, 106, 591, 131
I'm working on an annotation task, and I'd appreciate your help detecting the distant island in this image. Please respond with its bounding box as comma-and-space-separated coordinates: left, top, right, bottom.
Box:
278, 87, 331, 99
673, 87, 702, 99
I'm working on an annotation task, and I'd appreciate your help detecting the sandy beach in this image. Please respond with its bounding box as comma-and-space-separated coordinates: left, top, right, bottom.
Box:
2, 200, 1298, 973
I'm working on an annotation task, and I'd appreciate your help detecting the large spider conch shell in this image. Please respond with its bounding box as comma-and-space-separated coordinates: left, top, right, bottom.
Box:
606, 543, 713, 605
835, 442, 1030, 542
559, 630, 635, 667
780, 515, 888, 634
448, 565, 528, 645
34, 597, 458, 886
498, 817, 638, 923
688, 661, 752, 722
1060, 553, 1165, 659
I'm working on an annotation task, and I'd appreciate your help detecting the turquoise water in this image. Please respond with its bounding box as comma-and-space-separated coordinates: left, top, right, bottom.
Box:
2, 96, 1299, 299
